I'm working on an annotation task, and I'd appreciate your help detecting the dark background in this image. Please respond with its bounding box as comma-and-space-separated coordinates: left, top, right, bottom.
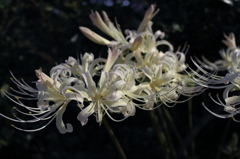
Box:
1, 0, 240, 158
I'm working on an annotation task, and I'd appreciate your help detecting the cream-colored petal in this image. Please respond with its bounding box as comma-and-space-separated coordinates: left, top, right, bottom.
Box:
77, 103, 95, 126
56, 104, 73, 134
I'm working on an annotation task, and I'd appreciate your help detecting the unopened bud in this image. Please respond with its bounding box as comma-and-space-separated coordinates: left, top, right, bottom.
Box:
137, 4, 159, 32
130, 36, 143, 51
79, 27, 110, 45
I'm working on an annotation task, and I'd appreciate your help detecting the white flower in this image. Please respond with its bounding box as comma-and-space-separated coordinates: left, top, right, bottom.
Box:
77, 69, 135, 126
0, 69, 84, 134
212, 33, 239, 71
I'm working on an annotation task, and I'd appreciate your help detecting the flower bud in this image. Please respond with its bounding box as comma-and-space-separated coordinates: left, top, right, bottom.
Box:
79, 26, 110, 45
130, 36, 143, 51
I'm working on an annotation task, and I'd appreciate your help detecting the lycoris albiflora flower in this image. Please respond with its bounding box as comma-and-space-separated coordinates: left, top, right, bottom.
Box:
184, 34, 239, 89
77, 66, 136, 126
214, 33, 239, 71
0, 68, 84, 134
190, 33, 240, 121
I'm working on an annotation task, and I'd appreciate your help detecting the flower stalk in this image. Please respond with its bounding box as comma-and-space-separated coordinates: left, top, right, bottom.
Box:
102, 117, 127, 159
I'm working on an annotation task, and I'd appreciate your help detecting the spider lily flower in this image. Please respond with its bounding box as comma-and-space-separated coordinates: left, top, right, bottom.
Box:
110, 64, 138, 114
194, 33, 240, 120
189, 33, 239, 75
186, 56, 240, 119
214, 48, 237, 71
200, 33, 239, 71
77, 69, 135, 126
192, 34, 240, 88
0, 69, 84, 134
136, 57, 180, 108
214, 33, 239, 71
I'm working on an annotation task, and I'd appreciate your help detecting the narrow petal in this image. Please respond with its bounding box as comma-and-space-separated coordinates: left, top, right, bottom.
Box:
82, 71, 97, 97
77, 103, 95, 126
56, 104, 73, 134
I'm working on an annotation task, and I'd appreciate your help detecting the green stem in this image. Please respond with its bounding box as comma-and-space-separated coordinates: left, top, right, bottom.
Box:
149, 110, 170, 158
163, 107, 188, 158
157, 107, 177, 158
102, 118, 127, 159
216, 118, 232, 159
188, 99, 196, 158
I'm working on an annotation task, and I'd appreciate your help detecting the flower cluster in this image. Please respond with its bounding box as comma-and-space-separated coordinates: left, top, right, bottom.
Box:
0, 5, 211, 133
191, 33, 240, 121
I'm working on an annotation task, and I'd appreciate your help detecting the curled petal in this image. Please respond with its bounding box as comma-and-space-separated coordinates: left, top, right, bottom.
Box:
56, 104, 73, 134
121, 102, 136, 118
77, 103, 95, 126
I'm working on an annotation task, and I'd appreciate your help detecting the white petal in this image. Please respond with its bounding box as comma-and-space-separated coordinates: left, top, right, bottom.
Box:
225, 96, 240, 105
56, 104, 73, 134
98, 71, 108, 94
102, 80, 126, 98
82, 71, 97, 96
65, 92, 83, 103
77, 103, 95, 126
